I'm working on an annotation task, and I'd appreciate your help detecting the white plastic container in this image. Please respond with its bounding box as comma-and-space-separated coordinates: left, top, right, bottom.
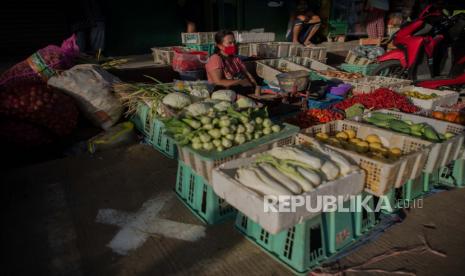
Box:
255, 59, 311, 87
173, 124, 299, 183
397, 86, 459, 110
358, 110, 465, 173
212, 142, 365, 234
285, 57, 336, 71
236, 32, 275, 43
347, 76, 412, 95
301, 120, 432, 196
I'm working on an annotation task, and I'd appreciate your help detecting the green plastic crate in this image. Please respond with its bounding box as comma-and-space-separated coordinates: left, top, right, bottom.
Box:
353, 193, 377, 237
322, 200, 356, 254
175, 160, 236, 224
186, 43, 215, 56
235, 200, 359, 274
235, 212, 327, 274
400, 175, 427, 202
328, 20, 348, 35
435, 159, 465, 188
374, 187, 401, 214
341, 63, 378, 76
130, 102, 177, 159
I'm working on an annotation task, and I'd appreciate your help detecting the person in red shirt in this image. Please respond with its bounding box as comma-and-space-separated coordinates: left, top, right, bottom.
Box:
205, 30, 261, 95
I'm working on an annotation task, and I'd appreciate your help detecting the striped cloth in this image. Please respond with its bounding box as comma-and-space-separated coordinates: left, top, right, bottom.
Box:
366, 9, 386, 38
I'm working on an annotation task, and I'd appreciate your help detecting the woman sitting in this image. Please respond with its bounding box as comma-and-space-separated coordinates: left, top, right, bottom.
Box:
286, 10, 321, 46
205, 30, 261, 95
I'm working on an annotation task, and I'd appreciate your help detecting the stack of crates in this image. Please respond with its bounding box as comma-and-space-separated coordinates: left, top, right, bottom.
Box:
235, 194, 377, 274
181, 32, 216, 56
171, 124, 299, 224
130, 100, 178, 159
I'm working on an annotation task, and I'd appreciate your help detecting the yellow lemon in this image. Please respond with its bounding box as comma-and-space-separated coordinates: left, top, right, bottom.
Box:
390, 147, 402, 156
369, 142, 383, 151
349, 138, 362, 144
316, 132, 329, 141
365, 134, 381, 144
336, 132, 349, 140
378, 147, 389, 157
355, 141, 369, 153
344, 129, 356, 139
327, 137, 341, 146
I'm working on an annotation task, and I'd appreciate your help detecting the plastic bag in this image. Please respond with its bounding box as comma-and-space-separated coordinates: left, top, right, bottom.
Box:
48, 64, 123, 130
172, 47, 209, 72
0, 35, 80, 87
88, 121, 136, 153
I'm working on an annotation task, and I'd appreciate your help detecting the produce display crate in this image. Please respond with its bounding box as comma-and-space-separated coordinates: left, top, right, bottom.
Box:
344, 50, 374, 65
299, 120, 432, 196
397, 86, 459, 110
212, 138, 365, 234
185, 43, 215, 56
400, 174, 428, 202
374, 187, 401, 214
353, 193, 377, 237
181, 32, 216, 45
170, 123, 299, 183
176, 160, 236, 224
238, 43, 251, 56
236, 32, 275, 43
235, 199, 359, 273
299, 46, 328, 61
235, 212, 327, 274
436, 159, 465, 188
130, 101, 177, 159
266, 42, 294, 58
340, 63, 378, 76
255, 59, 311, 86
346, 76, 412, 95
249, 43, 269, 57
360, 110, 465, 174
151, 46, 182, 65
285, 57, 335, 71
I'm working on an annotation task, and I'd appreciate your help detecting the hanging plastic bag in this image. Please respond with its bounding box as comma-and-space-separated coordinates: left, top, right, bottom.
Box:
171, 47, 209, 72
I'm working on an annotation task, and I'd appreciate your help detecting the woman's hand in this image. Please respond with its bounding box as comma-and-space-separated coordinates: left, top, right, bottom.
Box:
238, 78, 252, 87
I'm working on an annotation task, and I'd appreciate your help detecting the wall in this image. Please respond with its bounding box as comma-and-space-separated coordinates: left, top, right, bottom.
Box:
104, 0, 184, 56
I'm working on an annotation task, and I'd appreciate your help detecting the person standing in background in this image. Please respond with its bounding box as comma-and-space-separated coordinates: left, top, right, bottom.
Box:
68, 0, 106, 55
177, 0, 203, 33
365, 0, 389, 38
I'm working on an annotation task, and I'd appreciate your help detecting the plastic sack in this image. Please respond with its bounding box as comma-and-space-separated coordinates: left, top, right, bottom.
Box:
0, 35, 80, 87
88, 121, 136, 153
172, 47, 209, 72
0, 82, 79, 137
48, 64, 123, 130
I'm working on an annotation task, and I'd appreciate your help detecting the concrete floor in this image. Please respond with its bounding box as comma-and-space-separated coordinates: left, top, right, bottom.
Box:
2, 144, 465, 276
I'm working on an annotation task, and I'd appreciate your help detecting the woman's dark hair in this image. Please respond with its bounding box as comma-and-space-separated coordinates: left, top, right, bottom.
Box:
214, 30, 235, 54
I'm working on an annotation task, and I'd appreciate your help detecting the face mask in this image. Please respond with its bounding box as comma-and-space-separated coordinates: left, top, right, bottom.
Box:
223, 45, 237, 55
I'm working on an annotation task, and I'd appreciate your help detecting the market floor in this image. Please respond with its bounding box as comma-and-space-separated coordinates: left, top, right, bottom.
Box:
2, 144, 465, 276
